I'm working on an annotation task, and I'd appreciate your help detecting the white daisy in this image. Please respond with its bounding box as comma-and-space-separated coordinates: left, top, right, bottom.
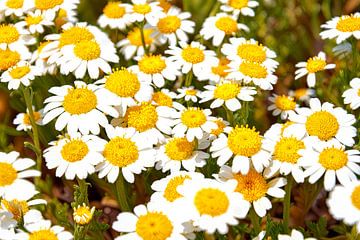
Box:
96, 126, 156, 183
267, 94, 297, 120
278, 229, 317, 240
73, 204, 95, 225
17, 10, 54, 34
129, 0, 163, 25
1, 61, 42, 90
219, 0, 259, 17
0, 0, 33, 17
31, 41, 57, 75
342, 78, 360, 110
33, 0, 77, 18
208, 117, 232, 139
13, 107, 43, 131
151, 89, 183, 109
0, 23, 34, 51
197, 57, 231, 83
295, 51, 336, 88
42, 81, 119, 135
288, 88, 315, 103
0, 47, 31, 72
177, 87, 202, 103
97, 1, 132, 29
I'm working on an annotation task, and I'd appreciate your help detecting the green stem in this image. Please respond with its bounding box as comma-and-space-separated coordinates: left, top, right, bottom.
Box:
74, 178, 89, 240
115, 173, 131, 211
249, 207, 261, 235
283, 176, 293, 233
77, 178, 89, 205
185, 71, 193, 87
239, 101, 249, 125
224, 106, 234, 126
140, 22, 149, 55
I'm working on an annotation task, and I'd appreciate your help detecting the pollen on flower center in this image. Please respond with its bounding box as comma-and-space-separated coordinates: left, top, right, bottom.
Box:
194, 188, 230, 216
227, 125, 262, 156
234, 170, 268, 202
274, 95, 296, 111
181, 108, 206, 128
25, 15, 43, 26
23, 111, 41, 125
239, 61, 267, 78
181, 47, 205, 64
306, 57, 326, 73
29, 230, 58, 240
319, 147, 348, 170
163, 175, 190, 202
34, 0, 63, 10
124, 102, 158, 132
59, 27, 94, 47
152, 92, 173, 107
0, 162, 17, 187
128, 28, 153, 46
229, 0, 248, 9
73, 205, 94, 225
61, 140, 89, 162
157, 16, 181, 34
63, 88, 97, 115
215, 17, 238, 34
136, 212, 173, 240
0, 49, 20, 71
103, 137, 139, 167
165, 137, 195, 161
237, 43, 266, 63
211, 119, 226, 136
105, 68, 140, 97
274, 137, 305, 163
6, 0, 24, 9
9, 66, 30, 79
212, 58, 230, 77
1, 199, 29, 222
336, 15, 360, 32
214, 82, 241, 100
103, 2, 125, 18
305, 111, 339, 141
133, 4, 151, 14
351, 186, 360, 210
185, 89, 197, 96
138, 55, 166, 74
0, 25, 20, 44
74, 40, 101, 60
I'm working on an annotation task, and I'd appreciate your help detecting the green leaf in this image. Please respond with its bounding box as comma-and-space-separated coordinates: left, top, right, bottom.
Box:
305, 216, 329, 239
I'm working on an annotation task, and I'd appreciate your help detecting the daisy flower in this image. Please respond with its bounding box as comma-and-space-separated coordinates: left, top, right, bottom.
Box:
113, 202, 188, 240
31, 41, 57, 75
219, 0, 259, 17
197, 57, 231, 83
128, 0, 163, 25
278, 229, 316, 240
42, 81, 119, 135
177, 178, 250, 234
151, 89, 183, 109
208, 117, 232, 139
177, 87, 202, 103
17, 10, 54, 34
210, 125, 271, 174
327, 180, 360, 232
320, 13, 360, 44
1, 61, 42, 90
218, 166, 286, 217
200, 81, 257, 111
130, 54, 180, 88
0, 0, 33, 17
288, 88, 315, 103
97, 1, 132, 30
342, 78, 360, 110
13, 107, 43, 131
295, 51, 336, 88
287, 98, 356, 146
33, 0, 77, 18
96, 126, 156, 183
299, 139, 360, 191
155, 136, 210, 173
0, 48, 31, 72
0, 151, 40, 201
0, 23, 34, 51
166, 41, 217, 78
200, 13, 249, 46
152, 7, 195, 46
268, 94, 297, 120
73, 204, 95, 225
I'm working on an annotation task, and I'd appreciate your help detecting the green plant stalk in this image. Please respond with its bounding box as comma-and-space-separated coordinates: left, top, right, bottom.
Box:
185, 71, 193, 87
115, 173, 131, 212
73, 178, 90, 240
224, 106, 234, 126
249, 207, 261, 235
283, 175, 293, 233
239, 101, 249, 125
140, 22, 149, 55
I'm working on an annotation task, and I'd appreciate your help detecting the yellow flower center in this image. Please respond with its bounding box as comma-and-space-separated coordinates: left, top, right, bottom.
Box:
59, 26, 94, 47
305, 111, 339, 141
273, 137, 305, 163
164, 137, 195, 161
136, 212, 173, 240
157, 16, 181, 34
6, 0, 24, 8
25, 15, 43, 26
73, 205, 93, 225
29, 230, 58, 240
152, 92, 173, 107
0, 49, 20, 71
228, 0, 248, 9
74, 40, 100, 60
211, 119, 226, 136
61, 140, 89, 163
239, 61, 268, 78
163, 175, 190, 202
181, 47, 205, 64
293, 88, 308, 100
306, 57, 326, 73
274, 95, 296, 111
215, 16, 238, 34
237, 43, 266, 63
185, 89, 197, 96
214, 82, 241, 100
9, 66, 30, 79
103, 137, 139, 167
227, 125, 262, 156
0, 162, 17, 187
158, 0, 171, 12
181, 108, 206, 128
103, 2, 125, 18
211, 58, 230, 77
105, 68, 140, 97
194, 188, 230, 216
351, 185, 360, 210
54, 9, 67, 27
0, 25, 19, 44
336, 15, 360, 32
124, 103, 158, 132
133, 4, 151, 14
63, 88, 97, 115
128, 28, 153, 47
23, 111, 41, 125
1, 199, 29, 222
234, 170, 268, 202
319, 147, 348, 170
138, 55, 166, 74
34, 0, 63, 10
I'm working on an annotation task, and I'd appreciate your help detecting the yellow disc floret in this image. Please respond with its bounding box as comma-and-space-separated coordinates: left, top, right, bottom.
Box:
25, 15, 43, 26
29, 230, 58, 240
59, 27, 94, 47
194, 188, 230, 216
105, 68, 140, 97
336, 15, 360, 32
124, 102, 158, 132
0, 162, 17, 187
181, 108, 206, 128
293, 88, 308, 100
23, 111, 41, 125
211, 119, 226, 136
157, 16, 181, 34
136, 212, 173, 240
0, 24, 19, 44
215, 16, 238, 34
274, 137, 305, 163
103, 137, 139, 167
274, 95, 296, 111
239, 61, 267, 78
306, 57, 326, 73
73, 205, 94, 225
1, 199, 29, 222
6, 0, 24, 9
163, 175, 190, 202
103, 2, 125, 18
34, 0, 63, 10
182, 47, 205, 64
164, 137, 195, 161
214, 82, 241, 100
138, 55, 166, 74
128, 28, 153, 46
0, 49, 20, 71
74, 40, 101, 60
227, 125, 262, 156
9, 66, 30, 79
234, 170, 268, 202
61, 140, 89, 162
211, 58, 230, 77
351, 185, 360, 210
305, 111, 339, 141
152, 92, 173, 107
63, 88, 97, 115
237, 43, 266, 63
319, 147, 348, 170
133, 4, 151, 14
229, 0, 248, 9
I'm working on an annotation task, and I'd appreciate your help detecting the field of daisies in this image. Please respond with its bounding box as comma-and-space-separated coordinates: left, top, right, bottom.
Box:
0, 0, 359, 239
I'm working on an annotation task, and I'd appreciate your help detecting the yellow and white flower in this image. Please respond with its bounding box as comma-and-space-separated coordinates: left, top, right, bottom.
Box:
320, 13, 360, 44
73, 204, 95, 225
33, 0, 78, 18
268, 94, 297, 120
1, 61, 42, 90
208, 117, 232, 139
0, 23, 34, 51
0, 48, 31, 72
288, 88, 315, 103
197, 57, 231, 83
31, 41, 57, 75
17, 10, 54, 34
98, 1, 132, 30
96, 126, 156, 183
278, 229, 317, 240
13, 107, 43, 131
219, 0, 259, 17
151, 89, 184, 109
177, 87, 202, 103
210, 125, 271, 174
200, 81, 257, 111
200, 13, 249, 46
295, 51, 336, 88
0, 0, 33, 17
43, 81, 119, 135
129, 0, 163, 25
327, 180, 360, 233
287, 98, 356, 146
342, 78, 360, 110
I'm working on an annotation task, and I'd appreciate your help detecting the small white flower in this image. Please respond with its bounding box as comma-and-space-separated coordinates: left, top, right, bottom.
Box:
128, 0, 163, 25
0, 0, 33, 17
13, 107, 43, 131
1, 61, 42, 90
98, 1, 132, 29
268, 94, 297, 120
288, 88, 315, 103
342, 78, 360, 110
219, 0, 259, 17
17, 10, 54, 34
177, 87, 202, 103
278, 229, 317, 240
